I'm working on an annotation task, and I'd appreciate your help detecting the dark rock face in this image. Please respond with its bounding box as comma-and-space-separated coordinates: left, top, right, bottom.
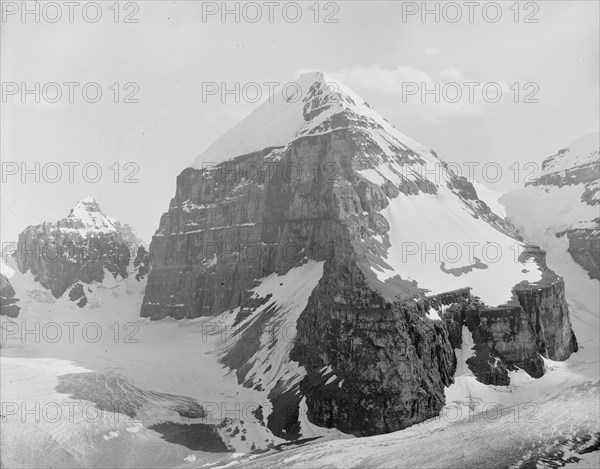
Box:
442, 300, 544, 386
0, 273, 20, 317
15, 227, 131, 299
514, 275, 578, 361
141, 128, 464, 435
291, 262, 456, 436
13, 199, 148, 305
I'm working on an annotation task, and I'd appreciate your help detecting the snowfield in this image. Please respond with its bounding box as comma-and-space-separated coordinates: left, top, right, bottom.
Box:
378, 186, 541, 306
0, 259, 331, 468
2, 222, 598, 468
1, 78, 598, 467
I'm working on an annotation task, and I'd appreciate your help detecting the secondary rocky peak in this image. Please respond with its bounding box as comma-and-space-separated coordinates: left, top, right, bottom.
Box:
14, 197, 150, 302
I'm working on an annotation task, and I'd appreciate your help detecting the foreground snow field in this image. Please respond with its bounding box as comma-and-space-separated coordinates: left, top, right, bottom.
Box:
1, 219, 598, 468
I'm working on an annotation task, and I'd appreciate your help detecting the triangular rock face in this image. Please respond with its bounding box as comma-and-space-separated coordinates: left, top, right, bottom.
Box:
13, 198, 149, 305
142, 72, 577, 437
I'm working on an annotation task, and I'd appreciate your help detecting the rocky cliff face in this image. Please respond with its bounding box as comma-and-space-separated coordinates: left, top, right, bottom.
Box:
439, 244, 577, 386
291, 262, 456, 436
0, 273, 20, 317
13, 197, 149, 307
142, 72, 578, 438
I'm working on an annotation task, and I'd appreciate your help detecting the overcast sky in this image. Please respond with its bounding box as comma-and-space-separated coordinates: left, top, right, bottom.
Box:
2, 0, 598, 244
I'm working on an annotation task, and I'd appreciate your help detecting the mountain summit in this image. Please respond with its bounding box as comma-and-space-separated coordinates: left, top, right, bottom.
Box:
190, 71, 431, 168
65, 196, 119, 234
143, 72, 577, 443
60, 197, 146, 246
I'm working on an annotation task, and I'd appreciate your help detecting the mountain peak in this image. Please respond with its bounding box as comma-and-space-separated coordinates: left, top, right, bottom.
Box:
189, 71, 433, 169
63, 198, 146, 245
66, 197, 117, 234
71, 196, 101, 212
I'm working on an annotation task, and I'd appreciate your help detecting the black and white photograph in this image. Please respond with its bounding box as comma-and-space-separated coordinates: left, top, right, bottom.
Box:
1, 1, 599, 467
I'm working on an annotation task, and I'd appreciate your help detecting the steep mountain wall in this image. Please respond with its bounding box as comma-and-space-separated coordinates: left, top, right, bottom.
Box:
142, 128, 462, 435
291, 261, 456, 436
514, 275, 578, 360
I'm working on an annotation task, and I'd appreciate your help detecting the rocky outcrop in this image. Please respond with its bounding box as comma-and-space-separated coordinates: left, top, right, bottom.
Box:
443, 300, 543, 386
291, 261, 456, 436
13, 198, 148, 306
439, 247, 577, 386
0, 273, 20, 317
514, 274, 578, 361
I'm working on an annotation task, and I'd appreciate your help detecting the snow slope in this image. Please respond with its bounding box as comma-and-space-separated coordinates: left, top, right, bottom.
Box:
501, 183, 598, 235
64, 196, 120, 234
55, 196, 146, 245
536, 133, 599, 178
189, 71, 433, 168
472, 180, 507, 218
0, 258, 328, 468
377, 186, 540, 306
192, 232, 600, 469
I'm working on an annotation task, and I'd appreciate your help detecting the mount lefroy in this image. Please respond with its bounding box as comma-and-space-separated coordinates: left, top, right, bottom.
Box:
138, 72, 577, 438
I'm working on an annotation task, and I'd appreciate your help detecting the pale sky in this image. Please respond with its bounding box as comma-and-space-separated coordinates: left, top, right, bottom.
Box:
1, 0, 598, 243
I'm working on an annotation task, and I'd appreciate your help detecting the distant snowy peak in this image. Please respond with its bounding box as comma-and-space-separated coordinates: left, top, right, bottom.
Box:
528, 132, 599, 190
189, 71, 436, 169
14, 197, 150, 303
62, 197, 145, 245
66, 197, 118, 234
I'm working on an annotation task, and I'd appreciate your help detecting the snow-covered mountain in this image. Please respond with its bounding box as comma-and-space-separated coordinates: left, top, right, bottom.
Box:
64, 196, 147, 246
9, 197, 149, 309
1, 75, 596, 469
502, 133, 599, 280
141, 71, 577, 444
